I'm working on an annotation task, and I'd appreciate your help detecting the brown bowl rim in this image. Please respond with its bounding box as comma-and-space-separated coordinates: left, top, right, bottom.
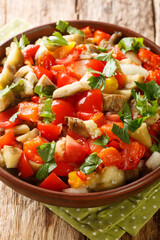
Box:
0, 20, 160, 207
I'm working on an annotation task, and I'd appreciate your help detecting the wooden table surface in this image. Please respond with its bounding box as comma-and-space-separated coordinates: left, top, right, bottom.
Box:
0, 0, 160, 239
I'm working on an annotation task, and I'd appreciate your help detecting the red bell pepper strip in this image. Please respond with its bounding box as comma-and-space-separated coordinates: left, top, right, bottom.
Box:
37, 122, 61, 142
0, 130, 15, 148
55, 49, 80, 66
18, 101, 39, 122
0, 106, 21, 128
93, 30, 110, 45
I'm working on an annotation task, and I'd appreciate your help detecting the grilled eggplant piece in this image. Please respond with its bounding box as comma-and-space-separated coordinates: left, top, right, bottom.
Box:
103, 93, 126, 112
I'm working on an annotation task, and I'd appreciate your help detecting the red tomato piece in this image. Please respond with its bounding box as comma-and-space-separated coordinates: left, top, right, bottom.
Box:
32, 66, 55, 82
23, 136, 47, 164
76, 89, 103, 113
0, 130, 15, 148
23, 45, 40, 66
0, 106, 21, 128
150, 119, 160, 136
18, 101, 39, 122
31, 96, 40, 104
53, 162, 74, 176
98, 147, 123, 168
87, 138, 103, 154
39, 172, 68, 191
37, 122, 61, 141
93, 30, 110, 45
55, 49, 80, 65
52, 99, 75, 124
115, 71, 126, 88
38, 53, 55, 70
80, 26, 93, 38
108, 140, 121, 151
76, 111, 93, 120
85, 59, 105, 77
18, 152, 33, 178
89, 112, 106, 127
112, 45, 126, 61
57, 72, 78, 88
65, 135, 88, 163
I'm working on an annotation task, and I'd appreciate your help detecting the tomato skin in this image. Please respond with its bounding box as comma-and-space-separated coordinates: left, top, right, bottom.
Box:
108, 140, 121, 151
18, 101, 39, 122
37, 122, 61, 141
55, 49, 80, 65
90, 112, 107, 127
0, 130, 15, 148
32, 66, 55, 82
150, 120, 160, 136
23, 136, 47, 164
100, 121, 124, 141
76, 111, 93, 120
115, 71, 126, 88
57, 72, 78, 88
31, 96, 40, 104
23, 45, 40, 65
76, 89, 103, 114
112, 46, 126, 61
52, 99, 75, 124
38, 53, 55, 70
53, 162, 74, 176
18, 152, 33, 178
0, 106, 21, 128
65, 135, 88, 163
93, 30, 110, 45
85, 59, 105, 77
88, 138, 103, 154
105, 113, 121, 122
0, 66, 3, 73
39, 172, 68, 191
80, 26, 92, 38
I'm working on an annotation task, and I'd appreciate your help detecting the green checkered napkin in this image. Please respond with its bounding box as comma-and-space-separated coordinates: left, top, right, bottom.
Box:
1, 19, 160, 240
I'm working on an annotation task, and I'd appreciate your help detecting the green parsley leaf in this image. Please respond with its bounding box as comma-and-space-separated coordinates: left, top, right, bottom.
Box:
56, 20, 69, 32
36, 141, 57, 180
0, 80, 24, 97
87, 75, 106, 91
87, 68, 102, 75
118, 37, 143, 53
80, 153, 102, 175
97, 46, 108, 52
94, 51, 113, 61
14, 34, 30, 50
135, 80, 160, 101
45, 32, 69, 46
93, 133, 109, 148
102, 58, 117, 77
67, 25, 85, 37
132, 90, 158, 117
34, 84, 56, 97
150, 142, 160, 153
111, 123, 130, 144
40, 98, 56, 124
9, 111, 20, 123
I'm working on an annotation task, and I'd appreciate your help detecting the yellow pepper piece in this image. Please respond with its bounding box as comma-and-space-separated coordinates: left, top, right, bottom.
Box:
51, 42, 76, 59
102, 76, 118, 93
68, 171, 85, 188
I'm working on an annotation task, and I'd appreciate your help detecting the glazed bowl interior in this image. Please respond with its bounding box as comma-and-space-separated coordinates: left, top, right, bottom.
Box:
0, 20, 160, 208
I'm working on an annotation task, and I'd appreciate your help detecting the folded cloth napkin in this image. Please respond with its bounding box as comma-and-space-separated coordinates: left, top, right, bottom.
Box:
1, 19, 160, 240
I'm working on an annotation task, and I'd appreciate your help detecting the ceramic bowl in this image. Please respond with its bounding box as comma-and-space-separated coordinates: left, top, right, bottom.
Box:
0, 20, 160, 207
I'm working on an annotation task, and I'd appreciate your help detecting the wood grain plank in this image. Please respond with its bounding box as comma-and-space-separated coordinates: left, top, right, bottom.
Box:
5, 0, 77, 26
153, 0, 160, 45
77, 0, 155, 41
0, 182, 85, 240
0, 0, 6, 28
